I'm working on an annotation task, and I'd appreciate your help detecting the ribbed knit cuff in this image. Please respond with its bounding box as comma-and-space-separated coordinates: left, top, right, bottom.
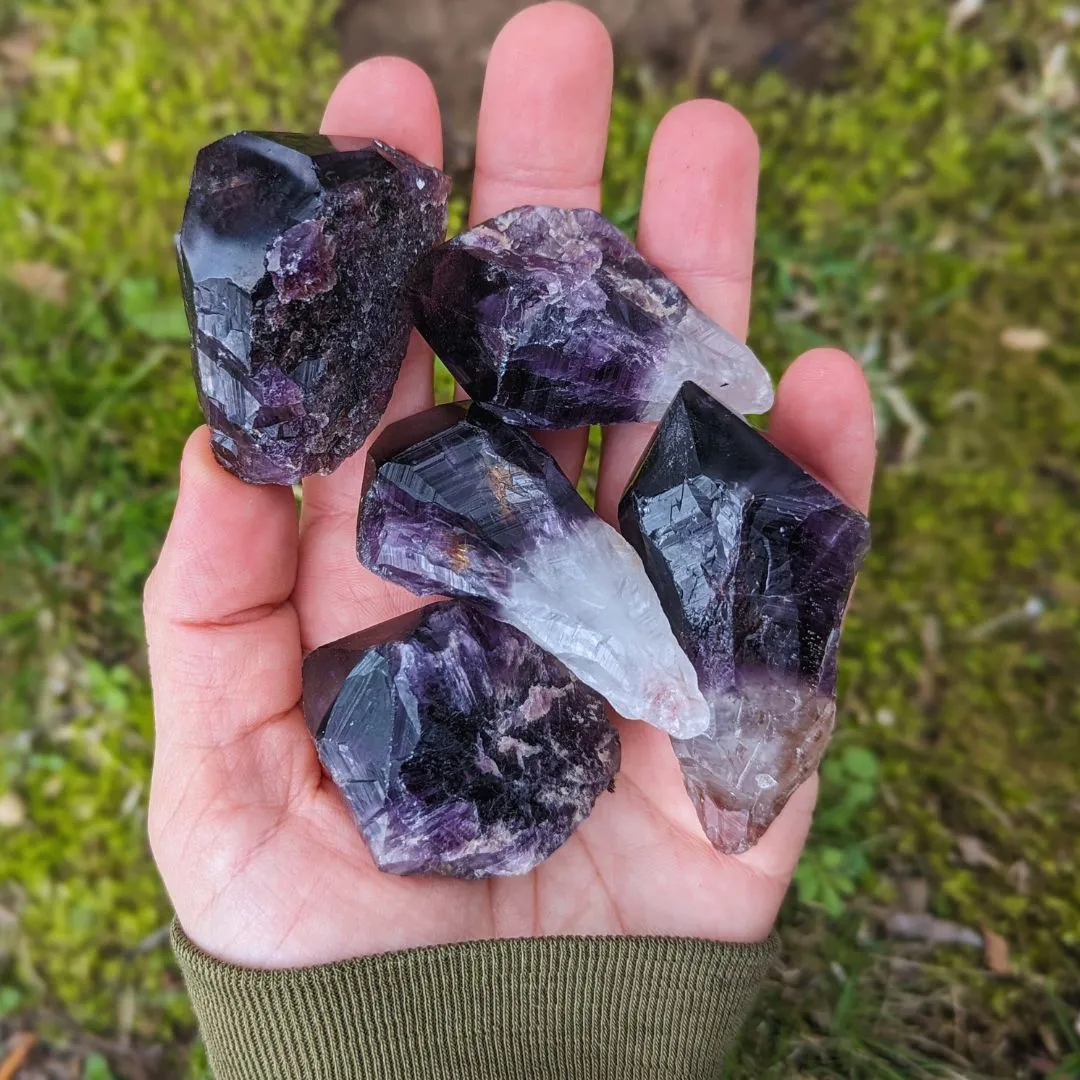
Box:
173, 921, 776, 1080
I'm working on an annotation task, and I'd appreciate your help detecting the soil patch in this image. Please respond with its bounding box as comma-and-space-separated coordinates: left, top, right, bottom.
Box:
338, 0, 844, 171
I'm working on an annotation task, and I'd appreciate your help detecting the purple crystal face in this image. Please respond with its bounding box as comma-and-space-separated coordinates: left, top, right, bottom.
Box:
357, 403, 711, 739
302, 601, 619, 878
619, 383, 871, 853
177, 132, 450, 484
406, 205, 773, 429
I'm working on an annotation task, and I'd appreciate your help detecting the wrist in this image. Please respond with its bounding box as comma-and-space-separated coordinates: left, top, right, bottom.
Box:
173, 920, 779, 1080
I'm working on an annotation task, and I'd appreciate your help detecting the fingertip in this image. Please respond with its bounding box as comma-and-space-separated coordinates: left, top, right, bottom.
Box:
472, 1, 613, 220
769, 348, 876, 515
466, 0, 612, 483
598, 99, 760, 518
176, 425, 236, 513
177, 424, 219, 489
322, 56, 443, 168
496, 2, 613, 63
648, 98, 760, 174
734, 773, 820, 884
177, 424, 293, 510
782, 347, 869, 393
152, 427, 299, 627
638, 98, 759, 334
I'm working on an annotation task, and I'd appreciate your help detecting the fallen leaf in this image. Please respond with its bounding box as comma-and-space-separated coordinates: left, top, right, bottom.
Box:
0, 793, 25, 827
1007, 859, 1033, 895
948, 0, 984, 31
49, 121, 74, 145
957, 834, 1002, 870
875, 707, 896, 727
0, 32, 38, 81
885, 912, 983, 948
982, 926, 1012, 974
1040, 1024, 1062, 1059
1001, 327, 1051, 352
898, 877, 930, 914
9, 261, 69, 304
0, 1032, 37, 1080
103, 139, 126, 165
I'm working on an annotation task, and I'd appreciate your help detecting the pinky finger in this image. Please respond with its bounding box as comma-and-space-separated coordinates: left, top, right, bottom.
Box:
767, 347, 876, 515
736, 348, 875, 881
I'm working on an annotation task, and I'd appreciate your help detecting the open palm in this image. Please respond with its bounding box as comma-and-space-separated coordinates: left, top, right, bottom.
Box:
144, 2, 876, 970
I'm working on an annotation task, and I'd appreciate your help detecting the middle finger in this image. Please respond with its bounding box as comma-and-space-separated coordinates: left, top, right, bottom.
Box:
467, 1, 614, 482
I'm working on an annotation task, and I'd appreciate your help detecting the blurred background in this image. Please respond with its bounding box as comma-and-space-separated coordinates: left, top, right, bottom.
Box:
0, 0, 1077, 1076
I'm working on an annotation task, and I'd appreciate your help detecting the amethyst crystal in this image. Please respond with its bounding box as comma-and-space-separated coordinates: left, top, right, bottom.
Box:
302, 601, 619, 877
177, 132, 450, 484
357, 403, 710, 739
619, 383, 871, 853
406, 205, 773, 428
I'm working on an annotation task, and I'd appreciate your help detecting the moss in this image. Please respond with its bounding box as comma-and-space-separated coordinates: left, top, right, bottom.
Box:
697, 2, 1077, 1072
0, 0, 339, 1050
0, 0, 1077, 1074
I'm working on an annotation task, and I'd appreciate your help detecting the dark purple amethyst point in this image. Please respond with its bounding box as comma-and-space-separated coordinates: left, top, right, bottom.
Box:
178, 132, 451, 484
302, 601, 619, 878
619, 382, 871, 853
406, 205, 773, 429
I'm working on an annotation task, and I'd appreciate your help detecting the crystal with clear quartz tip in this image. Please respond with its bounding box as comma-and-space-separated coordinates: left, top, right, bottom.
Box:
619, 382, 871, 853
406, 205, 773, 429
357, 402, 712, 739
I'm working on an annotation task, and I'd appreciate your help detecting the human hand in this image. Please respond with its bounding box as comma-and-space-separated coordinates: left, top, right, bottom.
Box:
144, 1, 876, 970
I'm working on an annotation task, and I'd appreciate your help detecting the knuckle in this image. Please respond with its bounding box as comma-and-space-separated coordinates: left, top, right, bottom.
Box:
142, 561, 166, 623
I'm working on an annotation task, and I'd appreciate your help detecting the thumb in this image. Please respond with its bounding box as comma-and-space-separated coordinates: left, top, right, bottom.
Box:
143, 428, 311, 855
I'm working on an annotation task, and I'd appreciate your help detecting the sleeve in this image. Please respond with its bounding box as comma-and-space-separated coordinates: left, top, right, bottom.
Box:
173, 921, 776, 1080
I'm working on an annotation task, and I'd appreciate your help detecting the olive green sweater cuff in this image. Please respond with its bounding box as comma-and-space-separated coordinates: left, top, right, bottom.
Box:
173, 922, 776, 1080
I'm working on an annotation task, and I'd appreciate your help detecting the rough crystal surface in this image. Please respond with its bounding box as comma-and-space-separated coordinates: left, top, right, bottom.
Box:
619, 382, 871, 853
357, 403, 710, 739
303, 600, 619, 877
406, 205, 773, 428
178, 132, 450, 484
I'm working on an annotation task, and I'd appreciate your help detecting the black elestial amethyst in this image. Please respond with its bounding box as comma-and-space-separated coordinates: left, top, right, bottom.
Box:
177, 132, 450, 484
619, 383, 870, 854
302, 601, 620, 878
406, 205, 773, 428
357, 403, 710, 739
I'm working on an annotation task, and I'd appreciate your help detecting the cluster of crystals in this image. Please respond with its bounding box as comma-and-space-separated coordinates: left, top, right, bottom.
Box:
619, 384, 871, 853
304, 601, 619, 877
407, 205, 774, 428
180, 136, 869, 874
177, 132, 450, 484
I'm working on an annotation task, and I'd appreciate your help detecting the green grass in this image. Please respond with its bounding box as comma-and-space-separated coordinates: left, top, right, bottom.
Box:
0, 0, 340, 1065
1, 0, 1078, 1076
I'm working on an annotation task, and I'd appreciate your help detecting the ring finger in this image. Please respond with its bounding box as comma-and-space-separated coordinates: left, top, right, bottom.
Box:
594, 98, 761, 520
